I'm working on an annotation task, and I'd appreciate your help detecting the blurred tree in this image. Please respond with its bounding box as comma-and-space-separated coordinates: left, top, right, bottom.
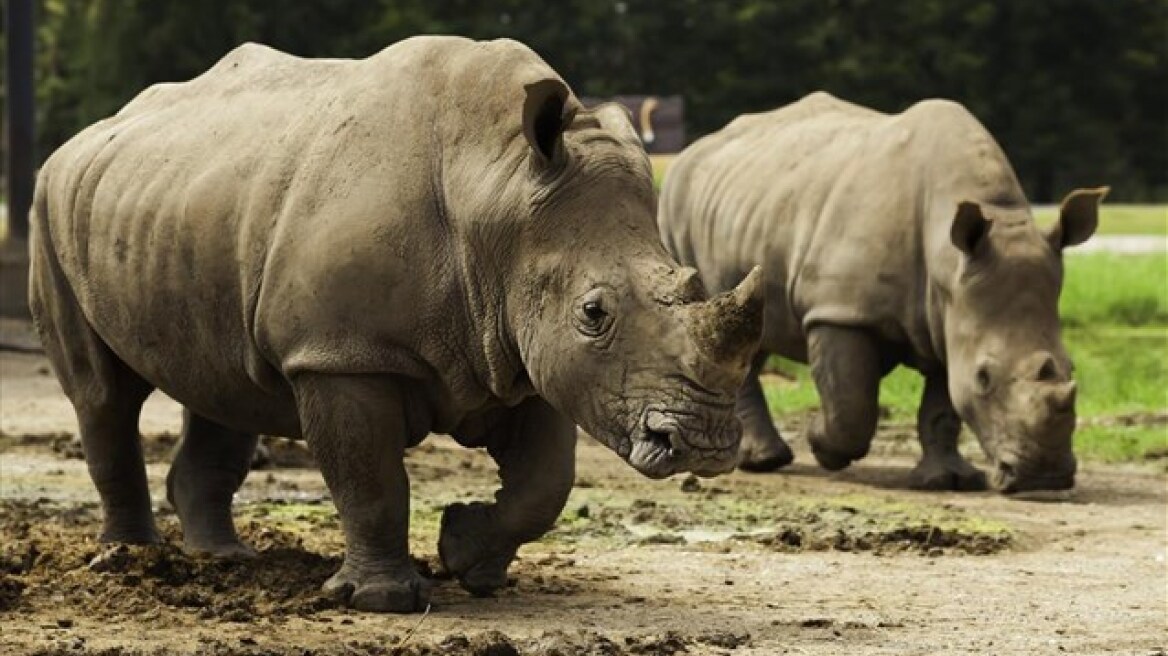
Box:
18, 0, 1168, 201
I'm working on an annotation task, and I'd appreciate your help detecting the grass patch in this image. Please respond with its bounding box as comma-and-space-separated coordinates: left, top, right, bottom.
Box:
1061, 253, 1168, 327
1063, 328, 1167, 418
804, 493, 1012, 536
1035, 204, 1166, 236
1074, 424, 1166, 464
551, 486, 1012, 554
762, 360, 922, 421
650, 154, 674, 189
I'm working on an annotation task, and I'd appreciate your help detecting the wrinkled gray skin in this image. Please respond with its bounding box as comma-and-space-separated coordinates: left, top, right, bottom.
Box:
30, 37, 764, 613
659, 92, 1106, 494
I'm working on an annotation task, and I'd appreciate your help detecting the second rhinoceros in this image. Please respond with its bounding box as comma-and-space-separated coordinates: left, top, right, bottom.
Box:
30, 37, 764, 613
658, 92, 1105, 493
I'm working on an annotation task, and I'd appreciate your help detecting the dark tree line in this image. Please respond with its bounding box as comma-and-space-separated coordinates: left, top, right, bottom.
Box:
8, 0, 1168, 201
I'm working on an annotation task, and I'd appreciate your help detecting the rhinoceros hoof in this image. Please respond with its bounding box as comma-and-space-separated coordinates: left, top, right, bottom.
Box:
98, 525, 162, 545
323, 563, 431, 613
807, 418, 868, 471
909, 458, 988, 491
737, 434, 795, 472
438, 502, 517, 597
182, 538, 257, 560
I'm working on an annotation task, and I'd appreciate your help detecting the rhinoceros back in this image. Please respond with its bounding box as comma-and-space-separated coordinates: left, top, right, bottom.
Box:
658, 91, 1024, 361
32, 37, 557, 434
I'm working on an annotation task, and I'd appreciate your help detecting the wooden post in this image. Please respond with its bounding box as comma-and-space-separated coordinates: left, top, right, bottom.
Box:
2, 0, 34, 318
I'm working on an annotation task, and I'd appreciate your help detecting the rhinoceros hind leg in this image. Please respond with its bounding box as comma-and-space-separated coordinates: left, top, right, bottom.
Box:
908, 374, 987, 491
296, 374, 430, 613
736, 354, 794, 472
166, 410, 258, 558
439, 398, 575, 596
805, 325, 881, 471
31, 253, 159, 544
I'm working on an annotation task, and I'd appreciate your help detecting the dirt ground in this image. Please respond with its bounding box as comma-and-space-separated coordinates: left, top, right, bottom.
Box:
1, 346, 1165, 656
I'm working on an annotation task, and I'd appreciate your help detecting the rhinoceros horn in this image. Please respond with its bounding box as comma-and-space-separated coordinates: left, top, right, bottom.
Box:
1044, 380, 1077, 414
688, 266, 765, 362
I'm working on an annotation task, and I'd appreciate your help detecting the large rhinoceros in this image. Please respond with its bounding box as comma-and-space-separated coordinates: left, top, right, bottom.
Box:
30, 37, 764, 613
658, 92, 1106, 494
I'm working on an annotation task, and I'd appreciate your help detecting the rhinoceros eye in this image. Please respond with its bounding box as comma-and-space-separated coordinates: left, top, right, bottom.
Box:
574, 292, 614, 338
975, 366, 992, 392
582, 301, 607, 323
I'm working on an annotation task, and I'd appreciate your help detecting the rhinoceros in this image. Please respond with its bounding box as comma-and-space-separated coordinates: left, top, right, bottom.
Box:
30, 36, 764, 613
658, 91, 1106, 493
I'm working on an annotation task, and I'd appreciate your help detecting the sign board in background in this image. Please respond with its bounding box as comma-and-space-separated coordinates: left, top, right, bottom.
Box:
579, 95, 685, 155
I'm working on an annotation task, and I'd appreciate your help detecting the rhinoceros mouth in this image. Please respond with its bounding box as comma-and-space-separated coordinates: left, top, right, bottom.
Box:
990, 459, 1076, 495
625, 408, 739, 479
986, 445, 1077, 495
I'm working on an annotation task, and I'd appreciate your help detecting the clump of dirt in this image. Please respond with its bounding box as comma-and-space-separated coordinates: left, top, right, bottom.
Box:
1, 431, 317, 469
0, 572, 25, 610
92, 629, 746, 656
551, 490, 1012, 556
1, 499, 341, 623
746, 521, 1010, 555
734, 501, 1013, 556
0, 430, 180, 463
516, 629, 749, 655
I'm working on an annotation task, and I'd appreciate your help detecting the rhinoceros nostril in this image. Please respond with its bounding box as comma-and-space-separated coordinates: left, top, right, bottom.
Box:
1036, 356, 1058, 382
645, 429, 673, 455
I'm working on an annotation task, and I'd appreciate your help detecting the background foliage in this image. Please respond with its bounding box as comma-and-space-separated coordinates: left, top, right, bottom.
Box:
10, 0, 1168, 201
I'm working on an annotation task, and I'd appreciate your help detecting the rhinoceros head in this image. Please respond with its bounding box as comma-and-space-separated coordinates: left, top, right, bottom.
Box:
507, 80, 764, 479
942, 188, 1107, 493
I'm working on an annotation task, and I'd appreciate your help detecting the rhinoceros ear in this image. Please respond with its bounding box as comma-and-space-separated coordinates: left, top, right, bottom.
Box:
523, 78, 576, 166
951, 201, 990, 257
1047, 187, 1108, 249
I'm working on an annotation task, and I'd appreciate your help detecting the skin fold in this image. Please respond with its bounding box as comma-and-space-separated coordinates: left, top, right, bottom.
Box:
658, 91, 1105, 493
30, 36, 765, 613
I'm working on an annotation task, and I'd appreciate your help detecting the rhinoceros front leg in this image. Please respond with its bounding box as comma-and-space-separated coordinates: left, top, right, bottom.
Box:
439, 397, 575, 596
805, 325, 881, 471
295, 374, 430, 613
736, 354, 795, 472
166, 410, 259, 558
908, 373, 988, 491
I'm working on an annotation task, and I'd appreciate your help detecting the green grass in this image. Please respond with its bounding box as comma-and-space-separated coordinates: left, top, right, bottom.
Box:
762, 359, 922, 422
1073, 424, 1166, 464
1063, 327, 1167, 417
1035, 204, 1167, 236
650, 154, 674, 189
1061, 253, 1168, 327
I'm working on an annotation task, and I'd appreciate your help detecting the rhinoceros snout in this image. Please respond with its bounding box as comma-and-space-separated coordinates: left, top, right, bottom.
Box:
991, 455, 1076, 494
627, 409, 741, 479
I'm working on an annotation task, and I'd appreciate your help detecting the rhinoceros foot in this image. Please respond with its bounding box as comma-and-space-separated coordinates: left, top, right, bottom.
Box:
737, 431, 794, 472
323, 561, 432, 613
438, 502, 517, 597
807, 416, 870, 472
182, 539, 257, 560
909, 456, 987, 491
98, 525, 163, 545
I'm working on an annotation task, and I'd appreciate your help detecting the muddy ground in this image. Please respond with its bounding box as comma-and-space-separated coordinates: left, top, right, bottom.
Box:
1, 346, 1165, 656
